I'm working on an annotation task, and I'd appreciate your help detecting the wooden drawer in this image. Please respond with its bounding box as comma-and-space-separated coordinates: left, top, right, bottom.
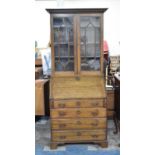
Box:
51, 118, 106, 130
51, 108, 106, 118
51, 99, 106, 108
52, 130, 106, 142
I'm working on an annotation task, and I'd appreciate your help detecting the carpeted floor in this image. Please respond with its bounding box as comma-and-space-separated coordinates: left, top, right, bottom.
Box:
35, 117, 120, 155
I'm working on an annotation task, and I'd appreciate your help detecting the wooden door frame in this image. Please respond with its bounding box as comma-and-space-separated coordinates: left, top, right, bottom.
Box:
50, 14, 77, 77
77, 13, 104, 76
50, 13, 104, 77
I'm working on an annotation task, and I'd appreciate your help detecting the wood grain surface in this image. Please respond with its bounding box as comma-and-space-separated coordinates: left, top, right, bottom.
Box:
51, 107, 106, 118
52, 129, 106, 142
51, 118, 107, 130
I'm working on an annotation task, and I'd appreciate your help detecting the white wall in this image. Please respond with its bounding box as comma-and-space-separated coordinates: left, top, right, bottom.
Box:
35, 0, 120, 55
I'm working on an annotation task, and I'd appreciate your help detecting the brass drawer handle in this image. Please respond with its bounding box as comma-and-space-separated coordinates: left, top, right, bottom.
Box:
76, 101, 81, 107
76, 120, 82, 125
76, 110, 81, 115
58, 103, 65, 108
92, 102, 99, 107
59, 136, 66, 139
92, 135, 98, 138
91, 110, 99, 116
77, 132, 82, 136
91, 121, 98, 126
59, 124, 66, 128
58, 111, 66, 116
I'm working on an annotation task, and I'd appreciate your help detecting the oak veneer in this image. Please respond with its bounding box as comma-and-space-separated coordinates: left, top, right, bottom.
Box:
52, 99, 106, 108
51, 77, 106, 99
51, 118, 107, 130
47, 8, 108, 149
52, 129, 106, 142
51, 107, 106, 118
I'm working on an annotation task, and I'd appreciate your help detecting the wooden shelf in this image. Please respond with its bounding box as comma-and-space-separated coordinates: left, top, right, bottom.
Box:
54, 42, 74, 45
81, 42, 100, 45
80, 26, 100, 28
81, 56, 100, 58
55, 56, 74, 58
54, 25, 72, 28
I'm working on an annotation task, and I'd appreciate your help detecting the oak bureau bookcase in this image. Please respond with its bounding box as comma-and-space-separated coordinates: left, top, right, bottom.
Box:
46, 8, 108, 149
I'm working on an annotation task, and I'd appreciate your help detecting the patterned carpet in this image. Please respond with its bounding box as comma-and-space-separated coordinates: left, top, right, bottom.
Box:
35, 117, 120, 155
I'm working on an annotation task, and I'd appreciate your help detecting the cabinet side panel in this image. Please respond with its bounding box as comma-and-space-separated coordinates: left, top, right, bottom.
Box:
100, 14, 103, 74
50, 14, 55, 75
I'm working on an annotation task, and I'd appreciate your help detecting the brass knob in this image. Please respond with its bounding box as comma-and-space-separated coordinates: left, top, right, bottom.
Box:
59, 103, 65, 108
92, 102, 99, 107
60, 136, 66, 139
91, 110, 99, 116
91, 120, 98, 126
92, 135, 98, 138
59, 111, 66, 116
59, 124, 66, 128
76, 110, 81, 115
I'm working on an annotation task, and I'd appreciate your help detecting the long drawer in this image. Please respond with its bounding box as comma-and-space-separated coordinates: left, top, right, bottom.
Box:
50, 108, 106, 118
51, 118, 106, 130
52, 129, 106, 142
51, 99, 106, 108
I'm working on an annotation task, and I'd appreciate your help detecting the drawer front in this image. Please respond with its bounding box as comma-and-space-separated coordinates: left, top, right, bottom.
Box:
52, 99, 106, 108
52, 130, 106, 142
51, 118, 106, 130
51, 108, 106, 118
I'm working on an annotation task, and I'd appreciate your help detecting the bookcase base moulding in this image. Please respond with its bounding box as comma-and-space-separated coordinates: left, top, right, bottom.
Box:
46, 8, 108, 149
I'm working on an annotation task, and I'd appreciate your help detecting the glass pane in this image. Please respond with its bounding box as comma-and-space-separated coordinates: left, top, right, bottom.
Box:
55, 58, 74, 71
53, 17, 74, 71
80, 16, 101, 71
